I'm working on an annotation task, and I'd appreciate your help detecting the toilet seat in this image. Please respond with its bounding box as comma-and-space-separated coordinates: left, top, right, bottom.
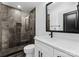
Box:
24, 44, 35, 57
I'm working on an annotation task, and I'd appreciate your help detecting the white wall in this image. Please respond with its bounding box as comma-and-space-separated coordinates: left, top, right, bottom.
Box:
36, 2, 50, 36
36, 2, 79, 42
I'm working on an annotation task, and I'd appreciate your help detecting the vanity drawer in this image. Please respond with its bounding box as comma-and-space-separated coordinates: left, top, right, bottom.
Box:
35, 40, 54, 57
54, 49, 72, 57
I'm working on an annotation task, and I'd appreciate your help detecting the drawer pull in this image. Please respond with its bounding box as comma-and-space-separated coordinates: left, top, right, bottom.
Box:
57, 56, 61, 57
41, 52, 43, 57
38, 51, 41, 57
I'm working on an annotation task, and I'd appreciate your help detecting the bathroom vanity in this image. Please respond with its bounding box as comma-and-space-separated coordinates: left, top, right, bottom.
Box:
34, 35, 79, 57
34, 2, 79, 57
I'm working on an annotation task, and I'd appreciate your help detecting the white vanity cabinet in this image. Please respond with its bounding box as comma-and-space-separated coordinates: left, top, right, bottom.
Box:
35, 40, 54, 57
35, 39, 73, 57
34, 36, 79, 57
53, 49, 72, 57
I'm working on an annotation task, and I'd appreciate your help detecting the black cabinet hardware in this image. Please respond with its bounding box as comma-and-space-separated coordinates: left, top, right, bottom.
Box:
38, 51, 41, 57
57, 56, 61, 57
41, 52, 43, 57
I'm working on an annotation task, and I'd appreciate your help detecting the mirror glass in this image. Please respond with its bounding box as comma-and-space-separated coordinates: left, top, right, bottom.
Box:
46, 2, 78, 32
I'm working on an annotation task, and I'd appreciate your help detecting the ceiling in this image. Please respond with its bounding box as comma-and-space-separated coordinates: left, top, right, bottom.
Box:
2, 2, 42, 13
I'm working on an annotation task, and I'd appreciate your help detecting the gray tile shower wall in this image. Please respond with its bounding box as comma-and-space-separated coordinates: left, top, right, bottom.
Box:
0, 3, 2, 50
0, 3, 28, 50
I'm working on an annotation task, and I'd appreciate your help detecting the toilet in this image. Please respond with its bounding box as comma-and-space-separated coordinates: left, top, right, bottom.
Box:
24, 44, 35, 57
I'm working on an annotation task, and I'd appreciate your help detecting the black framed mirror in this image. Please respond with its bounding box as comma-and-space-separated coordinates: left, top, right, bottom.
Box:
46, 2, 79, 33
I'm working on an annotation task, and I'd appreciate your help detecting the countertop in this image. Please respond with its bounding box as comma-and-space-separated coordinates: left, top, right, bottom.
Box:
34, 35, 79, 57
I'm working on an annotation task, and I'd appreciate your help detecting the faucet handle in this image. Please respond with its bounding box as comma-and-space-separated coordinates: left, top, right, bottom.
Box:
49, 33, 51, 36
49, 32, 53, 38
